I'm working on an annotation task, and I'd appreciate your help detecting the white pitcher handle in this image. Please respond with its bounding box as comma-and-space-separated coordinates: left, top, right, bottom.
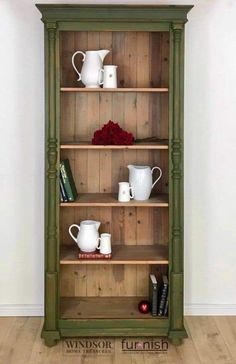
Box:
99, 68, 104, 85
129, 186, 134, 199
72, 51, 86, 81
68, 224, 80, 243
151, 167, 162, 189
97, 237, 101, 250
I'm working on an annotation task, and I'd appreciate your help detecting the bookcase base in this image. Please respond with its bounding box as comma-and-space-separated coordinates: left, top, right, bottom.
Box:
41, 328, 60, 347
41, 321, 187, 346
58, 318, 169, 337
168, 329, 188, 346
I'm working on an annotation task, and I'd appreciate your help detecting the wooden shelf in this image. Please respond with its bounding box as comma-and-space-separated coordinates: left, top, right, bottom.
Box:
60, 296, 167, 319
60, 193, 169, 207
60, 244, 168, 265
60, 140, 169, 150
60, 87, 169, 93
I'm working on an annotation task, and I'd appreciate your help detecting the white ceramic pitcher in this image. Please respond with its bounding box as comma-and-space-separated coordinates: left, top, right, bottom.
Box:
127, 165, 162, 201
72, 50, 110, 88
69, 220, 101, 252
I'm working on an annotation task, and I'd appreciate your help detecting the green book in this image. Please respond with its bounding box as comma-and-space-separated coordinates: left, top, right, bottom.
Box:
60, 159, 78, 201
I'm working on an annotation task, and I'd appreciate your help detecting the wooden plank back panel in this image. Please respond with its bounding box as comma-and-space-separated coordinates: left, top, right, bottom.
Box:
137, 32, 150, 87
159, 33, 169, 138
60, 149, 168, 194
153, 208, 169, 247
111, 208, 124, 246
59, 91, 75, 251
150, 32, 161, 87
60, 206, 168, 297
122, 88, 137, 302
60, 265, 76, 297
99, 31, 113, 64
60, 264, 148, 297
60, 207, 168, 247
160, 32, 169, 87
135, 79, 154, 291
60, 31, 75, 87
74, 93, 88, 141
60, 208, 74, 247
112, 32, 125, 87
124, 32, 137, 87
135, 76, 155, 295
151, 151, 169, 195
60, 31, 169, 88
159, 32, 169, 201
61, 92, 167, 141
60, 31, 90, 88
59, 30, 169, 299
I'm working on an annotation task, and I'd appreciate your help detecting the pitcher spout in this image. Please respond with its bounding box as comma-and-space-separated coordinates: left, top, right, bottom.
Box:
94, 221, 101, 230
98, 49, 110, 62
127, 165, 134, 171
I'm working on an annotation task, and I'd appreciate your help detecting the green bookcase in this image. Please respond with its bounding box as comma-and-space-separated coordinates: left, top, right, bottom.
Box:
36, 4, 193, 347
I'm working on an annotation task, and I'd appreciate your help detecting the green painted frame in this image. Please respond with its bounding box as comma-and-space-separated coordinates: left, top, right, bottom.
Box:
36, 4, 193, 347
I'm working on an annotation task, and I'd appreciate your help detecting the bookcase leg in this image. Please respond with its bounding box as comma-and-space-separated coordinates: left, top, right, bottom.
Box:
169, 337, 183, 346
44, 337, 58, 347
41, 330, 60, 347
168, 328, 187, 346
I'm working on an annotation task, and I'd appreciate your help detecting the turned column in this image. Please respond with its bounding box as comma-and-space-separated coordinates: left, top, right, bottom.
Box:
169, 22, 185, 338
44, 22, 59, 334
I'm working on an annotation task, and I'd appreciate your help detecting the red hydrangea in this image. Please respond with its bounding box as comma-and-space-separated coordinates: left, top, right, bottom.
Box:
92, 120, 134, 145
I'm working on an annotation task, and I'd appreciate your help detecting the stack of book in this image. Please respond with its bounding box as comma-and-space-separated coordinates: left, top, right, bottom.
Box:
60, 159, 78, 202
149, 273, 168, 317
78, 250, 112, 260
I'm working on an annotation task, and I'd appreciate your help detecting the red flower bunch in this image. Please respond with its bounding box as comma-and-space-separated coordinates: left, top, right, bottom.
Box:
92, 120, 134, 145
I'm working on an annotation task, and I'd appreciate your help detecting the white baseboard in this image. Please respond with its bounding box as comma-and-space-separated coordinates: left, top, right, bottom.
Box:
0, 304, 44, 316
0, 304, 236, 317
184, 304, 236, 315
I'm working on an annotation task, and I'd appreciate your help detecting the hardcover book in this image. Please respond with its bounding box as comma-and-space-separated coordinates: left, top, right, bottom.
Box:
60, 159, 78, 201
59, 185, 63, 202
149, 274, 158, 316
164, 299, 169, 317
59, 172, 68, 202
158, 275, 169, 316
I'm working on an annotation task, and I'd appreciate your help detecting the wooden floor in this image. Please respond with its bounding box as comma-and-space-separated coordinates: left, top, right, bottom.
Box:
0, 317, 236, 363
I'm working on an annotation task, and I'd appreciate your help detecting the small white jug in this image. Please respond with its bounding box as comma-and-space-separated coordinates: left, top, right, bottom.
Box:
118, 182, 134, 202
99, 65, 118, 88
98, 233, 112, 255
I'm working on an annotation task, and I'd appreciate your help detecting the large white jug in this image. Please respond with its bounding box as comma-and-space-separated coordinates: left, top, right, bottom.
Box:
127, 165, 162, 201
72, 50, 110, 88
69, 220, 101, 252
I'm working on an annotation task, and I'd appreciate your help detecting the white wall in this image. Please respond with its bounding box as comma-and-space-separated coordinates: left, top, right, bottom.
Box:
1, 0, 236, 315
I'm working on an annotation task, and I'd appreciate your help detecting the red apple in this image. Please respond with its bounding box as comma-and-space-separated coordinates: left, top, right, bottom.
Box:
138, 300, 150, 314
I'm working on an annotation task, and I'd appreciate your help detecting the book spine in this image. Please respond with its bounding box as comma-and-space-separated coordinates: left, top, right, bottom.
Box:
59, 173, 68, 202
158, 284, 168, 316
60, 160, 78, 201
59, 185, 63, 202
164, 299, 168, 317
149, 277, 158, 317
152, 286, 158, 316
